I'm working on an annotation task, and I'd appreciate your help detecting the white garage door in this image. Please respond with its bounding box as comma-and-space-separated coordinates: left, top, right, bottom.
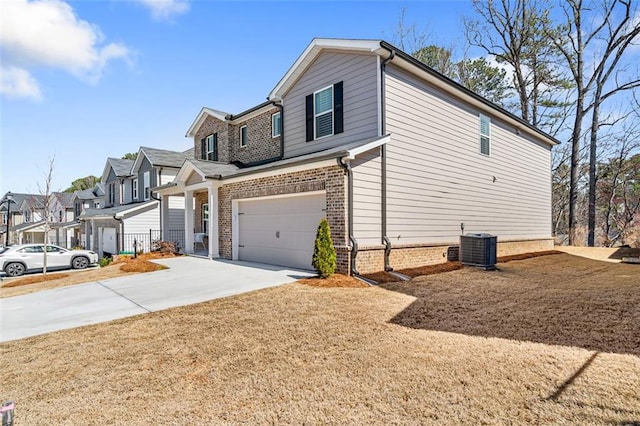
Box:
238, 192, 326, 270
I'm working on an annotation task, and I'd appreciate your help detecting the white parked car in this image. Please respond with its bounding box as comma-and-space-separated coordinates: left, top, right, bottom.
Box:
0, 244, 99, 277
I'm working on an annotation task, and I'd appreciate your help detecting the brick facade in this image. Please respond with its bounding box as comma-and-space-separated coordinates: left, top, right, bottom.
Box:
355, 238, 555, 274
193, 108, 281, 165
216, 165, 350, 273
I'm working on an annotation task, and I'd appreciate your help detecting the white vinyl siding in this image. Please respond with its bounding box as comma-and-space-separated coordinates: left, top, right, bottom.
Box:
351, 148, 382, 246
283, 52, 378, 158
121, 203, 160, 234
384, 65, 552, 244
143, 172, 150, 201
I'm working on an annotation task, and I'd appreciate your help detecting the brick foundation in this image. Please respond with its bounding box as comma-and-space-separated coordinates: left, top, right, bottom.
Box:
355, 238, 554, 274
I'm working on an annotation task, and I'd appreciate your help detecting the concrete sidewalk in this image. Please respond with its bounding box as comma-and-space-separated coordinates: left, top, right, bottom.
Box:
0, 257, 313, 342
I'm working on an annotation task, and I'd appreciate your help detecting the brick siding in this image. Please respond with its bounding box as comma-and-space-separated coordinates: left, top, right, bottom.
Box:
355, 238, 555, 274
217, 165, 350, 273
193, 108, 281, 165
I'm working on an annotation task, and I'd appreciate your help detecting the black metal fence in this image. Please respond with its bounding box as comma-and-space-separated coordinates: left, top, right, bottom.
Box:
118, 229, 185, 254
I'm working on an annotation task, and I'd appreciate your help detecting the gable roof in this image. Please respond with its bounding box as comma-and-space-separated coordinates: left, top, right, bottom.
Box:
0, 192, 33, 212
267, 38, 560, 147
185, 107, 230, 138
133, 146, 190, 171
101, 158, 134, 183
55, 192, 74, 208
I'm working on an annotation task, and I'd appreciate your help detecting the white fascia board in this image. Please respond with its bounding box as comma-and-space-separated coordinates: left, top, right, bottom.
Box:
346, 135, 390, 159
268, 38, 382, 100
115, 201, 159, 219
185, 107, 228, 137
222, 159, 337, 185
173, 160, 207, 185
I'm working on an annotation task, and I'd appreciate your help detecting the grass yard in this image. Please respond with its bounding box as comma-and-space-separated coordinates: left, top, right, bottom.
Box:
1, 253, 638, 424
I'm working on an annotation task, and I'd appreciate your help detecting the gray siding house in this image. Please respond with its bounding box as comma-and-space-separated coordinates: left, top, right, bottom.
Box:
155, 38, 558, 274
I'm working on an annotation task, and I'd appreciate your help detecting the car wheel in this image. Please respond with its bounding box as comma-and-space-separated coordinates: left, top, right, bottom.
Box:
72, 256, 89, 270
5, 262, 26, 277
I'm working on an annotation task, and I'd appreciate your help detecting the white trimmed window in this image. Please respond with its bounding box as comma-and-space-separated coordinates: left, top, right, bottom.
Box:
133, 178, 138, 200
240, 125, 248, 148
202, 203, 209, 233
314, 85, 334, 139
143, 171, 150, 200
480, 114, 491, 156
2, 213, 7, 225
272, 112, 281, 138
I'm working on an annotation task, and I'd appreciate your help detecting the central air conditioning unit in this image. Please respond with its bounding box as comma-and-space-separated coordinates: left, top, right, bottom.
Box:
459, 233, 497, 270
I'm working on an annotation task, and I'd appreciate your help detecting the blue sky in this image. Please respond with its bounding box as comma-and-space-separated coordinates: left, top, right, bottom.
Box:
1, 0, 470, 195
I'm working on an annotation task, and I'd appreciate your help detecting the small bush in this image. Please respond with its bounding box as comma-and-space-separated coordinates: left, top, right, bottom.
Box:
99, 257, 112, 268
312, 218, 336, 278
151, 240, 179, 254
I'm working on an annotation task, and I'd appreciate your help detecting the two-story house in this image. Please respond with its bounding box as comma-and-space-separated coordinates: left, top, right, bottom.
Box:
155, 38, 559, 275
1, 192, 32, 245
80, 149, 190, 256
7, 193, 75, 246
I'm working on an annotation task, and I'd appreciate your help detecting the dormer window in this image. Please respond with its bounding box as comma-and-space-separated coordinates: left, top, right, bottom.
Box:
240, 125, 248, 148
201, 133, 218, 161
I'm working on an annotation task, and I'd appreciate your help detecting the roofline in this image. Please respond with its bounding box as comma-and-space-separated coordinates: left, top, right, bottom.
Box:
378, 41, 560, 146
268, 38, 383, 100
185, 101, 278, 139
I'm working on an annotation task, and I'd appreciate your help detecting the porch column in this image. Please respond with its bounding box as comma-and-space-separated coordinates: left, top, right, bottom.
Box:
161, 194, 170, 241
208, 185, 219, 258
184, 191, 194, 253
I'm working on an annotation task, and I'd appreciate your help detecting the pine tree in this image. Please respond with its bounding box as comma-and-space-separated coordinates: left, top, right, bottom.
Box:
312, 218, 336, 278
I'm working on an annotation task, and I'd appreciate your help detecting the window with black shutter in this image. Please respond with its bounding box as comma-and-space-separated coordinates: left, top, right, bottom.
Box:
305, 81, 344, 142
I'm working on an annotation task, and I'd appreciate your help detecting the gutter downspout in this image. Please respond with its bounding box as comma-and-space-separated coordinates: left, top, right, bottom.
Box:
270, 100, 285, 159
380, 47, 395, 271
151, 168, 162, 238
338, 157, 359, 276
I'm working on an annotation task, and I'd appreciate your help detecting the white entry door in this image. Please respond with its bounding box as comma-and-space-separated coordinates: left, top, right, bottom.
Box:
237, 192, 326, 270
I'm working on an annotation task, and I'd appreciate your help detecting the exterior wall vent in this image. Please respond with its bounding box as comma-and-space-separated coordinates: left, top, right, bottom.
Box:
459, 233, 497, 270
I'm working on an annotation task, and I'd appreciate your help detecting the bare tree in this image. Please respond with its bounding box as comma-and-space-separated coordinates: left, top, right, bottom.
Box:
37, 156, 56, 275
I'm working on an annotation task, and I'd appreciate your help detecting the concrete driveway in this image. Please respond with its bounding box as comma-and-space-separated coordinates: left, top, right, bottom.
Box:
0, 257, 313, 342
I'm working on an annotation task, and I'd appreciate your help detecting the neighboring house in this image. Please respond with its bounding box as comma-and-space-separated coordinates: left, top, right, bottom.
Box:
71, 183, 105, 248
80, 149, 190, 256
1, 192, 32, 245
155, 38, 559, 274
7, 193, 76, 247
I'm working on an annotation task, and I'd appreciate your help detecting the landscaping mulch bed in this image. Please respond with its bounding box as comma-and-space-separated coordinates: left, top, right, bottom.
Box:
497, 250, 563, 263
1, 253, 638, 424
298, 273, 369, 288
361, 271, 401, 283
1, 273, 71, 288
397, 261, 463, 278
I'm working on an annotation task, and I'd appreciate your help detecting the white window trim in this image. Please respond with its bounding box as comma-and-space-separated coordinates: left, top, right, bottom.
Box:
240, 125, 248, 148
271, 112, 281, 138
314, 84, 334, 140
206, 134, 216, 160
133, 178, 138, 200
202, 203, 209, 233
479, 114, 491, 156
143, 171, 150, 201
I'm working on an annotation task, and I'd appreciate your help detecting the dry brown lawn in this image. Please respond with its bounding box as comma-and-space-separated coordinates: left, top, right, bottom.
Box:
0, 253, 176, 298
1, 253, 638, 424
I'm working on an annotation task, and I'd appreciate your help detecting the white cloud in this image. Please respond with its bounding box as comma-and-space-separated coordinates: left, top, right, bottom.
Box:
0, 66, 42, 100
133, 0, 190, 21
0, 0, 132, 99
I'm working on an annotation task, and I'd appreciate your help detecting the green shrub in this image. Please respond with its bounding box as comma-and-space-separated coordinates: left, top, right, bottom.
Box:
312, 218, 336, 278
99, 257, 112, 268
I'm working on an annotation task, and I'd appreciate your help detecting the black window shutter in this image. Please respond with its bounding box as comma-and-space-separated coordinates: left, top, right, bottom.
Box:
305, 94, 314, 142
213, 133, 218, 161
334, 81, 344, 134
200, 138, 206, 160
